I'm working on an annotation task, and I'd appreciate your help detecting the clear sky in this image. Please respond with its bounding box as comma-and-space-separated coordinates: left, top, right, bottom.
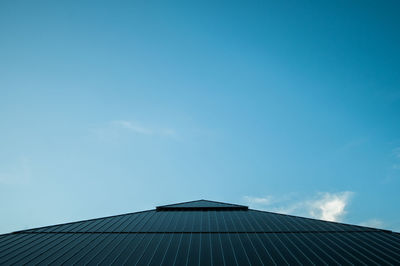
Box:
1, 1, 400, 234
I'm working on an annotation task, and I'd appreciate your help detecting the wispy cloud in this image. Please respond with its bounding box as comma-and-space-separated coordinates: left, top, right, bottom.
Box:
244, 191, 353, 222
112, 120, 178, 138
112, 120, 153, 135
93, 120, 179, 140
359, 219, 384, 229
243, 196, 274, 206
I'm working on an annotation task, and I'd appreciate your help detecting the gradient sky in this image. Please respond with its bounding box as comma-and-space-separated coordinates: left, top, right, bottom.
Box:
1, 1, 400, 234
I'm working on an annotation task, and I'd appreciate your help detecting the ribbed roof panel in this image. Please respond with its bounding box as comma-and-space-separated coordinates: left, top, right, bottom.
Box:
20, 210, 376, 233
1, 232, 399, 265
1, 200, 399, 265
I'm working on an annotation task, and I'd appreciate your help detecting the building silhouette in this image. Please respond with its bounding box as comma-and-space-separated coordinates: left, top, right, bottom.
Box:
0, 199, 399, 265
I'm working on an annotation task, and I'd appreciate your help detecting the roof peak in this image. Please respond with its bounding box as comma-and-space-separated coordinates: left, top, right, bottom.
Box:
156, 199, 248, 211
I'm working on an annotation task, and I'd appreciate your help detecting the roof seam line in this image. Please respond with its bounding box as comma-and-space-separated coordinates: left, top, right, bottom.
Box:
12, 230, 385, 234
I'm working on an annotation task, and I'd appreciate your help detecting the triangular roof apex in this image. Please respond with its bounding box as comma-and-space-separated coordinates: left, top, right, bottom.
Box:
156, 199, 248, 211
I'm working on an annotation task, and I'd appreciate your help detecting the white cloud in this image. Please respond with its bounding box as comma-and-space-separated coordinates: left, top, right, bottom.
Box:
307, 192, 353, 222
359, 219, 384, 229
244, 191, 353, 222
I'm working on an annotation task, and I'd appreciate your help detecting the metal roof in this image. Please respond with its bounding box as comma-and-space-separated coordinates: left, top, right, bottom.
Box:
0, 199, 399, 265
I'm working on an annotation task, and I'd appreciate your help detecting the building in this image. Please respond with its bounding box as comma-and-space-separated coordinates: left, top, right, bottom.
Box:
0, 199, 399, 265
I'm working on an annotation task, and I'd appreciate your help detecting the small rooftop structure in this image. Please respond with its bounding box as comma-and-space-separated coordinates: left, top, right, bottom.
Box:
156, 199, 248, 211
0, 199, 399, 265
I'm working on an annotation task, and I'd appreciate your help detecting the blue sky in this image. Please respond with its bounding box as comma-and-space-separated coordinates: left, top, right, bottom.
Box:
1, 1, 400, 234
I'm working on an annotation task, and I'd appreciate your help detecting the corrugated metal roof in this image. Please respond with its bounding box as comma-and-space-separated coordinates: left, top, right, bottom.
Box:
1, 200, 399, 265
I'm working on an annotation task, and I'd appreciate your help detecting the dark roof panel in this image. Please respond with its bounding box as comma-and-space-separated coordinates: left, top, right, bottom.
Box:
1, 232, 400, 265
20, 209, 377, 233
1, 200, 399, 265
